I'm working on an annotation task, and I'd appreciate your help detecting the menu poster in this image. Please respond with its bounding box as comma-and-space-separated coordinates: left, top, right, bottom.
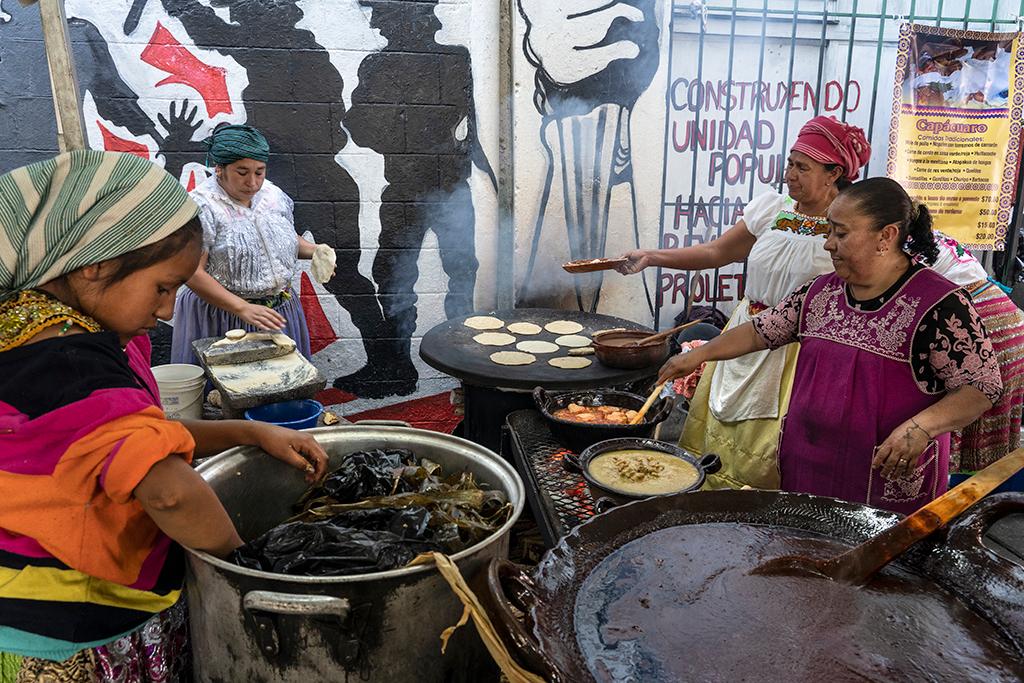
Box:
887, 23, 1024, 250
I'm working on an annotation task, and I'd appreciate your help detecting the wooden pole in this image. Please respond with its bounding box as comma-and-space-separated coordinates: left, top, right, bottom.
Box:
32, 0, 87, 151
496, 0, 515, 309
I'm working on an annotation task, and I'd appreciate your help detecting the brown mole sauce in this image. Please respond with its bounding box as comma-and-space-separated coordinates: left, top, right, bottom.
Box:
572, 523, 1024, 683
595, 333, 654, 348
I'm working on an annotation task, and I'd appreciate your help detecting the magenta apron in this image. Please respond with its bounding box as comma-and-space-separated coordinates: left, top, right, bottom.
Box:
778, 269, 959, 515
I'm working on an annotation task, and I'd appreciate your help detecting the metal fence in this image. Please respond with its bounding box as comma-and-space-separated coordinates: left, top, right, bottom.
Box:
659, 0, 1024, 324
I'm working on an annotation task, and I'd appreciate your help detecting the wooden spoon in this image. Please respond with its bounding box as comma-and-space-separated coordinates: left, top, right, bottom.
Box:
751, 447, 1024, 584
628, 381, 667, 425
629, 319, 707, 347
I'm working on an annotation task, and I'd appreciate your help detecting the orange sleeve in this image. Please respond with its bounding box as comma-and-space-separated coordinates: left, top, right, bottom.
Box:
87, 407, 197, 504
0, 407, 197, 584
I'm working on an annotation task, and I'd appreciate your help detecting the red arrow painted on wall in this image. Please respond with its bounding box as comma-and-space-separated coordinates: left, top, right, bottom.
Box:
97, 122, 150, 159
140, 22, 232, 117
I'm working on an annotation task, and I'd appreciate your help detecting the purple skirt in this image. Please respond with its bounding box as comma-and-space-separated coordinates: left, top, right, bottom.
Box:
170, 287, 312, 365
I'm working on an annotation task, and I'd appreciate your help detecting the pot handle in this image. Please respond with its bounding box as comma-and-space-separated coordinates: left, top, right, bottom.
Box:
532, 386, 547, 407
353, 419, 412, 428
699, 453, 722, 476
562, 452, 583, 474
485, 559, 551, 676
945, 492, 1024, 560
936, 493, 1024, 636
594, 497, 619, 514
649, 396, 675, 423
243, 591, 357, 662
244, 591, 351, 618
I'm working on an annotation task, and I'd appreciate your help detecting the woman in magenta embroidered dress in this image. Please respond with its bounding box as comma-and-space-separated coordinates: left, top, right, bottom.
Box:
616, 115, 871, 491
658, 178, 1002, 514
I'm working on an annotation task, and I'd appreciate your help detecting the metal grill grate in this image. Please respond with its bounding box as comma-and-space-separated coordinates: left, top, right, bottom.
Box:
505, 409, 598, 546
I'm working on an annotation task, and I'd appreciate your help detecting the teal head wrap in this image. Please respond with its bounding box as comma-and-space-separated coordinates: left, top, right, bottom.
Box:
203, 124, 270, 167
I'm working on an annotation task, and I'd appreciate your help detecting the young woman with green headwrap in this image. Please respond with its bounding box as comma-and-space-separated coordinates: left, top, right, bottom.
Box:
170, 123, 335, 364
0, 151, 329, 681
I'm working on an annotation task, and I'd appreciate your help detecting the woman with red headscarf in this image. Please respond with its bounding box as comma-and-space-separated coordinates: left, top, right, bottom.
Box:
618, 116, 871, 490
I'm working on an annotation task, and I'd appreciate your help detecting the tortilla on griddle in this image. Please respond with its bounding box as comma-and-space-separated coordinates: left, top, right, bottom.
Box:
555, 334, 591, 348
507, 322, 542, 335
490, 351, 536, 366
549, 356, 592, 369
473, 332, 516, 346
516, 340, 559, 354
464, 315, 505, 330
545, 320, 584, 335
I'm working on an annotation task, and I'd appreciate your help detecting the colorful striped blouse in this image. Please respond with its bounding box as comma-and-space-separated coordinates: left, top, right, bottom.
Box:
0, 332, 195, 660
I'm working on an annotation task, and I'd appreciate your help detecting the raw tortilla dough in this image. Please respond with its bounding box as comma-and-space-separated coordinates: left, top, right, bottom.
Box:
464, 315, 505, 330
549, 356, 592, 369
516, 340, 559, 354
490, 351, 536, 366
209, 331, 295, 351
473, 332, 517, 346
545, 320, 584, 335
555, 334, 591, 348
311, 244, 337, 284
507, 322, 542, 335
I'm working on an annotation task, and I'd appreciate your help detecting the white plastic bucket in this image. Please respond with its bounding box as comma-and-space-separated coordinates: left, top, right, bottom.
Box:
152, 364, 205, 420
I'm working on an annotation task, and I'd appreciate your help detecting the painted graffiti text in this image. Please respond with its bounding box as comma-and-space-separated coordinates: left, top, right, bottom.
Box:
670, 79, 861, 113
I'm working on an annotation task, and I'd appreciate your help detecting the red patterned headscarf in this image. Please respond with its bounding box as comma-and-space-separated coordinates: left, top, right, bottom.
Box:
791, 116, 871, 181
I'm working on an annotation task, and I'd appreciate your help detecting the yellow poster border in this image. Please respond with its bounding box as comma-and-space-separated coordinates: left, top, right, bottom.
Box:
886, 23, 1024, 251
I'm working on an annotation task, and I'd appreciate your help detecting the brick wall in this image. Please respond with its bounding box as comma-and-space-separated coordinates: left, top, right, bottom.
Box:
0, 0, 500, 413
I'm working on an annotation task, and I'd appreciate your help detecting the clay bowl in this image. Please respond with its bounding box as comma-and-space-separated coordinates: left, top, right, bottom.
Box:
591, 330, 669, 370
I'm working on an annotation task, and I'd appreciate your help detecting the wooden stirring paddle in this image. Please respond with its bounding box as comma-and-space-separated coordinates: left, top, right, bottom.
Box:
751, 447, 1024, 584
629, 381, 667, 425
629, 319, 707, 347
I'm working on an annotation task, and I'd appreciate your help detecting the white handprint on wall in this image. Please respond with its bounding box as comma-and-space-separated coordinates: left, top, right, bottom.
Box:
517, 0, 660, 313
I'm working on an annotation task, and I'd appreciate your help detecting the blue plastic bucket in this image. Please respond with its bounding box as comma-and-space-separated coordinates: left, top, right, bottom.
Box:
949, 468, 1024, 494
244, 399, 323, 430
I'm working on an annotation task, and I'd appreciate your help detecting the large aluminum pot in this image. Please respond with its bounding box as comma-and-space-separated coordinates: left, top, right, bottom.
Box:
186, 422, 524, 682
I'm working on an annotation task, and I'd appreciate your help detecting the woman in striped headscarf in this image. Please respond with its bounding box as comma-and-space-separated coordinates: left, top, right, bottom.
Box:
170, 123, 335, 364
0, 151, 328, 682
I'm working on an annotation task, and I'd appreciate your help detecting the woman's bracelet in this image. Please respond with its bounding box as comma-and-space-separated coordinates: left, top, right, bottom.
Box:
909, 418, 933, 441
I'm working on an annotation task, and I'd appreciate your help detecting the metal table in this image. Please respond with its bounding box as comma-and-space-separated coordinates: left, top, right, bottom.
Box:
420, 308, 661, 453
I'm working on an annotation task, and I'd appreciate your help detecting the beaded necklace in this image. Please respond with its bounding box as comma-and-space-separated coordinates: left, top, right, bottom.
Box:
0, 290, 101, 352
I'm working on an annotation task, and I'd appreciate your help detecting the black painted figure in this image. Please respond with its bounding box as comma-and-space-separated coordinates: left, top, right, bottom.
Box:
345, 0, 490, 391
65, 18, 206, 182
70, 18, 161, 143
161, 0, 396, 397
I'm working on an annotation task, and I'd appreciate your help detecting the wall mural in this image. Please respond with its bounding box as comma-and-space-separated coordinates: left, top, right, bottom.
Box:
345, 0, 495, 396
0, 0, 496, 407
515, 0, 662, 315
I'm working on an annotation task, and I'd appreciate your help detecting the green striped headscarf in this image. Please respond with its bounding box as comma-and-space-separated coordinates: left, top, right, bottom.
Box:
0, 150, 198, 300
204, 124, 270, 166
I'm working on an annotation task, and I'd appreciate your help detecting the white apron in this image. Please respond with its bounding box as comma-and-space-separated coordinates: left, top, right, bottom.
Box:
708, 193, 834, 422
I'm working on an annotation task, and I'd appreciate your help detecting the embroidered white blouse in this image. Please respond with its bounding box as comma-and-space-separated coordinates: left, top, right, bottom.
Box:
190, 175, 299, 298
707, 192, 835, 422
